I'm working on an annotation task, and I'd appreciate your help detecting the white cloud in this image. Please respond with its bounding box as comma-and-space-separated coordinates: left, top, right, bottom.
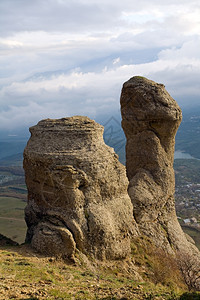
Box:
1, 43, 200, 130
0, 0, 200, 130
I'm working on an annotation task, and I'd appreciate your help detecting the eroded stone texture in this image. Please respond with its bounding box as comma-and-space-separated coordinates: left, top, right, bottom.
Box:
120, 76, 200, 257
23, 116, 136, 260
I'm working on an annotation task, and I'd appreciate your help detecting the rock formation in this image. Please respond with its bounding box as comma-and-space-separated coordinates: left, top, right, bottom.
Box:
23, 116, 136, 260
120, 76, 200, 257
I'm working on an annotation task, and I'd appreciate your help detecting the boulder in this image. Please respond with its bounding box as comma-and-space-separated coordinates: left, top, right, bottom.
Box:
23, 116, 136, 260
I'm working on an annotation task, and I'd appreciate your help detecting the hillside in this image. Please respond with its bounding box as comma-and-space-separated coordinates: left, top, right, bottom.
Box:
1, 237, 199, 299
0, 140, 27, 162
0, 165, 27, 244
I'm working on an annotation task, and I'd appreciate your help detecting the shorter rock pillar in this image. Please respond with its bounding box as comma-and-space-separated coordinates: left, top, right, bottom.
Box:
24, 116, 136, 260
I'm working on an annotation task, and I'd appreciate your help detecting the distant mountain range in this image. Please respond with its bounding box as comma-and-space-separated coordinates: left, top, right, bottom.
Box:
0, 141, 27, 161
0, 153, 23, 166
0, 106, 199, 164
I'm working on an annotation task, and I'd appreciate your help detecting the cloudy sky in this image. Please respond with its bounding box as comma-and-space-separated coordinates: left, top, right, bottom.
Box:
0, 0, 200, 131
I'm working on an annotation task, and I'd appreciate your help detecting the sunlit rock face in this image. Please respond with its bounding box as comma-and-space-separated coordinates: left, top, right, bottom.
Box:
23, 116, 136, 260
120, 76, 200, 257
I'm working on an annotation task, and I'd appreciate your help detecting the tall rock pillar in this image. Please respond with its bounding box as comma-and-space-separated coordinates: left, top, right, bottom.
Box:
120, 76, 200, 256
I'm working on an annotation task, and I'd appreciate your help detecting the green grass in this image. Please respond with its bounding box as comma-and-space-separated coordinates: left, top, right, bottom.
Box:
0, 196, 26, 244
0, 246, 192, 300
0, 219, 26, 244
0, 196, 26, 218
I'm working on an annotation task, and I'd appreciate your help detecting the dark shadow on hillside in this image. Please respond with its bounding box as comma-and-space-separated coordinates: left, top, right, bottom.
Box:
0, 233, 19, 246
179, 292, 200, 299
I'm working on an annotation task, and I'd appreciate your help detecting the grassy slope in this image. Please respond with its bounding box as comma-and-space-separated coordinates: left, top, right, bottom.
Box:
0, 197, 26, 244
1, 237, 198, 300
0, 164, 27, 244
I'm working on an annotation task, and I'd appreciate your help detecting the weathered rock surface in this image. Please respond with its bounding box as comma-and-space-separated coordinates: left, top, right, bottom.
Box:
23, 116, 136, 260
120, 76, 200, 257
